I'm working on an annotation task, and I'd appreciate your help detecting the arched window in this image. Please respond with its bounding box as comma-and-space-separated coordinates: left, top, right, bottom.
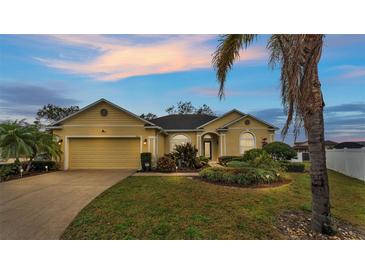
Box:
240, 132, 255, 154
170, 134, 189, 151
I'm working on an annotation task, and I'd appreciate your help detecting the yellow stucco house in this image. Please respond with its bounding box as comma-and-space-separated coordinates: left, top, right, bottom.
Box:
50, 98, 277, 170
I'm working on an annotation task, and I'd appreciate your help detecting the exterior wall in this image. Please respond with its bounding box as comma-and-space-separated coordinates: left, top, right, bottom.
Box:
63, 101, 144, 126
224, 117, 275, 156
52, 101, 159, 170
53, 126, 159, 170
165, 131, 198, 153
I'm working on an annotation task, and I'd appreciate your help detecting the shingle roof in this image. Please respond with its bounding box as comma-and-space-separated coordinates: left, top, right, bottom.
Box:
150, 114, 217, 130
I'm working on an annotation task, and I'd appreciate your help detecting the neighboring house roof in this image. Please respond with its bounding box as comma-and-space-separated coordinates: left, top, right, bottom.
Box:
334, 142, 364, 149
50, 98, 156, 127
293, 140, 338, 149
150, 114, 217, 130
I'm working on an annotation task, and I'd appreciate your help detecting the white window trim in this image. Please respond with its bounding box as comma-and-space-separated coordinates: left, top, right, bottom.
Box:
239, 131, 256, 155
169, 134, 191, 152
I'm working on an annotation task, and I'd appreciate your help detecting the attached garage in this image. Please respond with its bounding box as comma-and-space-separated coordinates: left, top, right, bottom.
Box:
68, 137, 141, 169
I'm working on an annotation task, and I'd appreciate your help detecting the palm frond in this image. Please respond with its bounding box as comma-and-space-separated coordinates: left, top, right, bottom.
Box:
212, 34, 257, 99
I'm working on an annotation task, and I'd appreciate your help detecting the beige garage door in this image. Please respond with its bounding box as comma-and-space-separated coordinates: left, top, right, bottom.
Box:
68, 138, 140, 169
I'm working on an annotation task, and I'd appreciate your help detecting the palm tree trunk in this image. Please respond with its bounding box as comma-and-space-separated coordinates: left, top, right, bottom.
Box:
305, 109, 333, 234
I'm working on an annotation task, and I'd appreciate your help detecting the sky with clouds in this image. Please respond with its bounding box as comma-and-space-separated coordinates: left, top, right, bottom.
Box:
0, 34, 364, 144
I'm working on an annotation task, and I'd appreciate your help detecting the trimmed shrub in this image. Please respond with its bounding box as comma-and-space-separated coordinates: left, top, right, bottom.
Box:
263, 141, 297, 160
199, 166, 282, 186
157, 156, 176, 172
249, 153, 282, 170
171, 142, 198, 169
281, 162, 305, 172
242, 148, 267, 161
218, 156, 244, 166
140, 152, 152, 171
226, 161, 250, 168
30, 160, 57, 171
0, 164, 18, 182
198, 156, 210, 164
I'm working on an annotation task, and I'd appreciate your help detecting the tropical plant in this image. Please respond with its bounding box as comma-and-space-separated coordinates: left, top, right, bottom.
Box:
0, 121, 34, 165
24, 127, 62, 172
170, 142, 198, 169
263, 141, 297, 160
213, 34, 333, 234
0, 121, 61, 173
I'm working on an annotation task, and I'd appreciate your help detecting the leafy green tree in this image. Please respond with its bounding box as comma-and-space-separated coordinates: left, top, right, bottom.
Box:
140, 112, 158, 120
166, 101, 215, 115
213, 34, 333, 234
263, 141, 297, 160
36, 104, 79, 125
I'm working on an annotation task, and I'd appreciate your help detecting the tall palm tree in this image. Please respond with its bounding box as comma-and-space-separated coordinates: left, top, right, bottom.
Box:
213, 34, 333, 234
0, 121, 34, 164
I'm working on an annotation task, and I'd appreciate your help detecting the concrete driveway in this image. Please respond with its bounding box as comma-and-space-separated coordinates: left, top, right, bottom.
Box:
0, 170, 134, 240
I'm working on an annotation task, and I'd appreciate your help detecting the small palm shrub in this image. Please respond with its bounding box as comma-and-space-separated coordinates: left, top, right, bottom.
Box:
171, 142, 198, 169
242, 148, 267, 161
263, 141, 297, 160
157, 156, 176, 172
199, 166, 283, 186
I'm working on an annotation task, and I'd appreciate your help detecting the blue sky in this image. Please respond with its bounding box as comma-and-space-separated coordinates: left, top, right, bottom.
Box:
0, 35, 364, 144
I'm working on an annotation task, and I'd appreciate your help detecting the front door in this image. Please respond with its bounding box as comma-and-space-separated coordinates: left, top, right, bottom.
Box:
204, 141, 212, 159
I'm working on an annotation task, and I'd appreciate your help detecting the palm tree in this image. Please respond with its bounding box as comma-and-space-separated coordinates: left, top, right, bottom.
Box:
0, 120, 34, 165
24, 127, 62, 172
213, 34, 333, 234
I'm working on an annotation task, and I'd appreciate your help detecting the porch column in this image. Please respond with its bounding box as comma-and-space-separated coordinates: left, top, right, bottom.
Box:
196, 134, 202, 156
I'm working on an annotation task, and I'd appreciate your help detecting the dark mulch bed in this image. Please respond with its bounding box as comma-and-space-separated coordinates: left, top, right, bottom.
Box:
276, 210, 365, 240
0, 170, 57, 183
195, 177, 291, 189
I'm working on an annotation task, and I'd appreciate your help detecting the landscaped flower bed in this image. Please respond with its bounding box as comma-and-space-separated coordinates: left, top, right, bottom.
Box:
199, 166, 287, 186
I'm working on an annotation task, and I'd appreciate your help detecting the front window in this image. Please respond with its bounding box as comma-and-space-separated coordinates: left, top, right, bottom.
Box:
240, 132, 255, 154
170, 134, 189, 151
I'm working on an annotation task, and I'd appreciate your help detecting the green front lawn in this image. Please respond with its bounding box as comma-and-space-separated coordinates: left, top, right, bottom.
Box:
61, 170, 365, 239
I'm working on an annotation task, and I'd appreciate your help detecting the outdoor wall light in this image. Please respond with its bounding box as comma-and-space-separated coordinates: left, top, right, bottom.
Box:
143, 139, 147, 145
57, 139, 63, 145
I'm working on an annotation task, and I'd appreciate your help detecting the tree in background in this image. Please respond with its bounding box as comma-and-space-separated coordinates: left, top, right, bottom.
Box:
166, 101, 215, 115
213, 34, 333, 234
35, 104, 79, 125
140, 112, 158, 120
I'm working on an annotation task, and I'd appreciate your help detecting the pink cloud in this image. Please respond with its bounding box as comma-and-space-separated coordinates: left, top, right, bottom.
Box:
35, 35, 267, 81
341, 68, 365, 78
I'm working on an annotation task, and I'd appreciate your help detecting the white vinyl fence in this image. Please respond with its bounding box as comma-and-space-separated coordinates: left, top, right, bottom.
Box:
326, 148, 365, 182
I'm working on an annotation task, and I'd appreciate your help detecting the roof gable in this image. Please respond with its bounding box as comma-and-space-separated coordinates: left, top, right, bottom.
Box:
52, 98, 155, 126
221, 113, 278, 129
197, 109, 245, 129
